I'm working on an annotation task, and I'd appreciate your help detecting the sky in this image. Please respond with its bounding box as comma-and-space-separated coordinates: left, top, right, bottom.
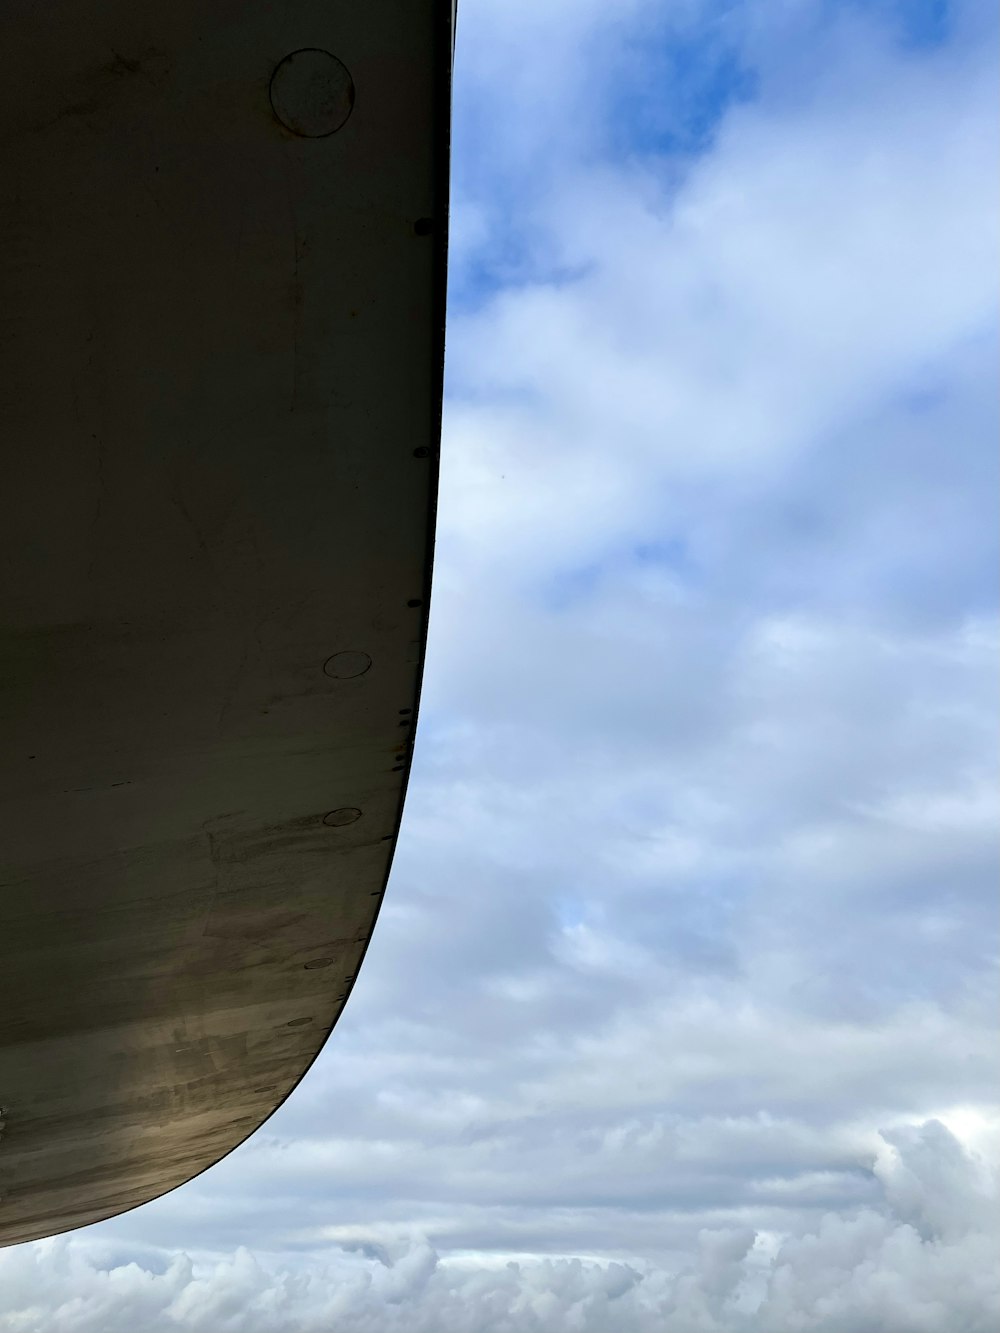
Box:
1, 0, 997, 1329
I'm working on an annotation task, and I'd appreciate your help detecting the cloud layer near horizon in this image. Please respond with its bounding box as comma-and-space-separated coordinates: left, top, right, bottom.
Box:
2, 1121, 998, 1331
2, 1, 996, 1329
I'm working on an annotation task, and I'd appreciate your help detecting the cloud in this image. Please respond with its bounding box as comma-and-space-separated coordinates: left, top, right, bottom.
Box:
1, 1122, 997, 1331
442, 17, 995, 582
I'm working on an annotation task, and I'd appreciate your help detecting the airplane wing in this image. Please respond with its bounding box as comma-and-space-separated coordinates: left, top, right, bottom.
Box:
0, 0, 452, 1245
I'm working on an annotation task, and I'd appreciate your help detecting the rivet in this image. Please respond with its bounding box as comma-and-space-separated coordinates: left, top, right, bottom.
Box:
304, 957, 334, 970
398, 719, 410, 726
287, 1016, 313, 1028
413, 446, 430, 458
399, 708, 412, 715
407, 598, 422, 608
269, 49, 355, 138
324, 650, 371, 679
323, 807, 362, 827
380, 834, 393, 841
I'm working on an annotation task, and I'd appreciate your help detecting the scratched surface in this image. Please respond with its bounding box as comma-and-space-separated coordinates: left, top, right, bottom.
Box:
0, 0, 451, 1246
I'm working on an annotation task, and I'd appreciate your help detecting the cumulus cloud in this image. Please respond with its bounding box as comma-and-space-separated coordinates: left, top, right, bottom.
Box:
1, 1123, 997, 1331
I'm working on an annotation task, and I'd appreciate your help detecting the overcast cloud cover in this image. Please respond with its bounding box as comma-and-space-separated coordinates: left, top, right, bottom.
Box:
2, 0, 997, 1329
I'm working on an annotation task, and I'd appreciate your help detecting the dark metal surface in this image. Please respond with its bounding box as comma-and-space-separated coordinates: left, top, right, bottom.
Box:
0, 0, 451, 1246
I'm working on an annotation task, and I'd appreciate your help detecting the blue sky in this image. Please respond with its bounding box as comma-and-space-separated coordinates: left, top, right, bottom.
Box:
2, 1, 996, 1329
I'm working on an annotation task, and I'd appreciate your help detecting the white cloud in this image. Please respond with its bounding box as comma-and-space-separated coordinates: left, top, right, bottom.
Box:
441, 25, 995, 582
1, 1123, 997, 1331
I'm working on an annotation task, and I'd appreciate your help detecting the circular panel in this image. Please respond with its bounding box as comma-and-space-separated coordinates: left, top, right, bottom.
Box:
270, 49, 355, 138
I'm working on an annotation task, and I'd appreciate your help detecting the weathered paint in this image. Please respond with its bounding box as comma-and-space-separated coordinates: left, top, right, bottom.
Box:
0, 0, 451, 1246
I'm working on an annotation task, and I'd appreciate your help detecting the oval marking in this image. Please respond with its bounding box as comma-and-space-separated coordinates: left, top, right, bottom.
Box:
323, 651, 371, 679
322, 807, 362, 827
